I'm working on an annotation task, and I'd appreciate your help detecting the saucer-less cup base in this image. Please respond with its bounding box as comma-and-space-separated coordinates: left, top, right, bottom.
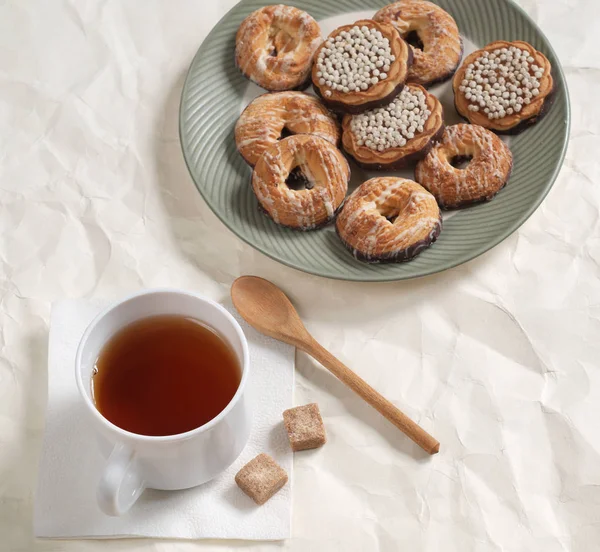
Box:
75, 290, 251, 516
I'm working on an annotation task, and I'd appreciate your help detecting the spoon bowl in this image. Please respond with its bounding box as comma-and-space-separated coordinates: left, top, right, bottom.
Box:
231, 276, 310, 348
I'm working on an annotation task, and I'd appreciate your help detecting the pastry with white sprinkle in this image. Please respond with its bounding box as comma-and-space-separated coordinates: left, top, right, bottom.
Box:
235, 5, 322, 91
235, 92, 340, 167
252, 135, 350, 230
341, 83, 444, 169
453, 41, 554, 134
374, 0, 463, 87
415, 124, 513, 209
336, 177, 441, 263
311, 19, 412, 114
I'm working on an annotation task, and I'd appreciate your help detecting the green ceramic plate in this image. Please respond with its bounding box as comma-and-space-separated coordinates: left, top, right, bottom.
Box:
180, 0, 570, 281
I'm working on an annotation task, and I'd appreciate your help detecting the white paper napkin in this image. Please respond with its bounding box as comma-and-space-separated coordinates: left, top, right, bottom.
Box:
34, 299, 294, 540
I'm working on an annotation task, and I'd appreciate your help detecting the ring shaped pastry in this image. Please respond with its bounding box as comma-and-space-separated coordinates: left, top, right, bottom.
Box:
235, 5, 322, 91
336, 177, 441, 263
374, 0, 462, 87
341, 83, 444, 170
235, 92, 340, 167
453, 41, 554, 134
312, 19, 412, 114
252, 135, 350, 230
415, 124, 513, 209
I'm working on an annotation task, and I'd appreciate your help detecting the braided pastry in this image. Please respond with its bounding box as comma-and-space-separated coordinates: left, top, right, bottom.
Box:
311, 19, 412, 114
415, 124, 513, 209
374, 0, 462, 87
336, 177, 441, 262
235, 92, 340, 167
235, 5, 322, 91
252, 135, 350, 230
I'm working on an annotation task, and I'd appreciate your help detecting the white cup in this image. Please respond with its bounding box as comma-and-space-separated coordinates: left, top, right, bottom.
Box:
75, 289, 251, 516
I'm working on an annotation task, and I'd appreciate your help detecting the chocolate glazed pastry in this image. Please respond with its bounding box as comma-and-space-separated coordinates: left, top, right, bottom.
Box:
341, 83, 444, 170
415, 123, 513, 209
235, 92, 340, 167
336, 177, 441, 263
374, 0, 463, 88
453, 40, 554, 134
252, 135, 350, 230
235, 5, 322, 91
312, 19, 412, 114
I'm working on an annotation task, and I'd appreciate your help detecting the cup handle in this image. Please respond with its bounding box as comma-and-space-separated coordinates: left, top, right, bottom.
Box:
97, 442, 146, 516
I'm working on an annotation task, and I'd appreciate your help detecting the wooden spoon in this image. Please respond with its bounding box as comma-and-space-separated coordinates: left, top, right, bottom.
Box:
231, 276, 440, 455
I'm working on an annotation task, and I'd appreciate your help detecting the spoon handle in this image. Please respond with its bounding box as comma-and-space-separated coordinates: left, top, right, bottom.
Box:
304, 338, 440, 455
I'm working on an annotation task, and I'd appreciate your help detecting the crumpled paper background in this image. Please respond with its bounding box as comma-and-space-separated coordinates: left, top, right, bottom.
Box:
1, 0, 599, 550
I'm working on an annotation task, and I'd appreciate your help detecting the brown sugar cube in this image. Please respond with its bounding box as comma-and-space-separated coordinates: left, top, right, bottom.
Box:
282, 403, 327, 452
235, 453, 288, 505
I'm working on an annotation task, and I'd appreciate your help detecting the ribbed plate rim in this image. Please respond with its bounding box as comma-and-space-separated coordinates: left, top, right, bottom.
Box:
179, 0, 571, 282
